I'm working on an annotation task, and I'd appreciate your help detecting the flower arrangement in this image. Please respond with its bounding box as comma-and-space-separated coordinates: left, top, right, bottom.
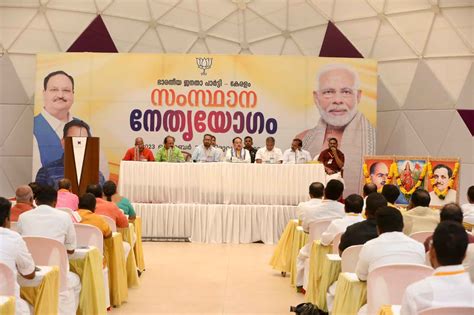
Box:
427, 161, 459, 199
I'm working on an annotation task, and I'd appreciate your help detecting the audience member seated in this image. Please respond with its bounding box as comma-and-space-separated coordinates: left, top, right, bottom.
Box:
381, 184, 403, 210
424, 203, 474, 252
296, 182, 324, 220
10, 185, 35, 222
339, 193, 387, 254
321, 194, 364, 246
356, 206, 426, 281
403, 189, 439, 235
28, 182, 40, 201
0, 197, 36, 315
86, 184, 129, 229
102, 181, 136, 221
461, 185, 474, 225
155, 135, 185, 162
362, 183, 377, 211
123, 137, 155, 161
296, 179, 345, 290
282, 138, 312, 164
16, 185, 81, 314
255, 136, 283, 164
77, 193, 112, 239
56, 178, 79, 211
191, 134, 221, 162
225, 137, 251, 163
401, 221, 474, 314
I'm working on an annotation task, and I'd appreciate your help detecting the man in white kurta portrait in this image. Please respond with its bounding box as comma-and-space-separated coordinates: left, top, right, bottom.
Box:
296, 64, 375, 195
429, 164, 457, 207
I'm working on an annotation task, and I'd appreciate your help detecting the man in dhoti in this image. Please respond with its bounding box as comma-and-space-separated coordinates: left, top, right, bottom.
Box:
296, 64, 375, 195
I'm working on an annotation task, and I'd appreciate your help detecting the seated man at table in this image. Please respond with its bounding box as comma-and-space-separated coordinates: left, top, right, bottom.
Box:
296, 182, 324, 220
355, 206, 426, 281
210, 135, 225, 161
86, 184, 131, 258
123, 137, 155, 161
77, 193, 112, 239
401, 221, 474, 314
155, 135, 184, 162
296, 179, 345, 291
255, 136, 283, 164
0, 197, 36, 315
403, 189, 439, 235
56, 178, 79, 211
339, 193, 387, 254
16, 185, 81, 314
423, 203, 474, 252
10, 185, 35, 222
225, 137, 251, 163
321, 194, 364, 246
282, 139, 312, 164
192, 134, 221, 162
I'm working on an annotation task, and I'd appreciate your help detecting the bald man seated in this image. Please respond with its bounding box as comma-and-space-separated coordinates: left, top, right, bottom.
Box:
11, 185, 35, 221
123, 137, 155, 161
56, 178, 79, 211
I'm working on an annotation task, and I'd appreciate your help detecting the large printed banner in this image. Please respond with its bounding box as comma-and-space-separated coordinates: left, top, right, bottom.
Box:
33, 53, 377, 194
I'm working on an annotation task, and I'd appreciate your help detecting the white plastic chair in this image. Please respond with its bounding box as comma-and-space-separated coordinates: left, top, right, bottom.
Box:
99, 215, 117, 232
74, 223, 110, 309
332, 232, 342, 254
341, 245, 363, 273
308, 218, 338, 243
0, 262, 15, 296
366, 264, 433, 315
418, 306, 474, 315
22, 236, 69, 293
9, 222, 18, 232
409, 231, 433, 243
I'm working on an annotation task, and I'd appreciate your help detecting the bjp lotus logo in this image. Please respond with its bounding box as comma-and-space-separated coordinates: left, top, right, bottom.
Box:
196, 57, 213, 75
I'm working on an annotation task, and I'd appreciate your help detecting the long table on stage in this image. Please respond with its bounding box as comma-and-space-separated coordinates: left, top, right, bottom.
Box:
119, 161, 326, 243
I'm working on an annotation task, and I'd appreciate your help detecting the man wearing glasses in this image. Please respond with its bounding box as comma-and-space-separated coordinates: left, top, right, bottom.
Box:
297, 64, 375, 193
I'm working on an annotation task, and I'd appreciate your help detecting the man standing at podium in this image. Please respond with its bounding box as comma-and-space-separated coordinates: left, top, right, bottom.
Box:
318, 137, 345, 176
35, 120, 105, 188
123, 137, 155, 161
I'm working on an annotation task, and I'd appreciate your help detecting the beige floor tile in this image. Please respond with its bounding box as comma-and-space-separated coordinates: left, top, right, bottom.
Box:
111, 242, 304, 315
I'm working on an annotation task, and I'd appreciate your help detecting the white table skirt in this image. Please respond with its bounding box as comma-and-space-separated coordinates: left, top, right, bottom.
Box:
120, 161, 326, 205
134, 203, 297, 244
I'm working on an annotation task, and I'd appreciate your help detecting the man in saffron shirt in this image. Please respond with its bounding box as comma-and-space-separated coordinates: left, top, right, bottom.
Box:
86, 184, 129, 228
77, 193, 112, 238
56, 178, 79, 211
123, 137, 155, 161
10, 185, 35, 221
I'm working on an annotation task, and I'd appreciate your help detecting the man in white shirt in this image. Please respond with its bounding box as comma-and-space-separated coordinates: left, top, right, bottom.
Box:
282, 139, 312, 164
461, 185, 474, 224
401, 221, 474, 314
403, 189, 439, 235
255, 137, 283, 164
356, 206, 426, 281
225, 137, 251, 163
296, 180, 345, 291
191, 134, 221, 162
321, 194, 364, 246
17, 185, 81, 314
296, 182, 324, 220
0, 197, 36, 315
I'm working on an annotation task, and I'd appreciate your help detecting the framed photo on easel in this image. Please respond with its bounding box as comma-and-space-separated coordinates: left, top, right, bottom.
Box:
426, 158, 460, 208
393, 157, 428, 205
362, 156, 396, 192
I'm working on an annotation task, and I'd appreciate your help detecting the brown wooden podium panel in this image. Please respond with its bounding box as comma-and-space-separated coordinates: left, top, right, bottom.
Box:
64, 137, 100, 196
